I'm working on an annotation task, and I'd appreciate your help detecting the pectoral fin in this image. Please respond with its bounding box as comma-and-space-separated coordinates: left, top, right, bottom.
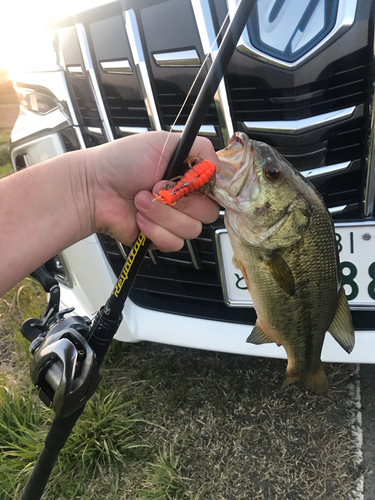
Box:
263, 251, 295, 296
328, 285, 355, 354
246, 321, 274, 345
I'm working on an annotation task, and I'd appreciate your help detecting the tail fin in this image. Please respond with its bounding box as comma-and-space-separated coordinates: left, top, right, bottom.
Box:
281, 364, 329, 395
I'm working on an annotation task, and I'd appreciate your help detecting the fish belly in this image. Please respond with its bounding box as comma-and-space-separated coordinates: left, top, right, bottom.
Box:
227, 208, 340, 382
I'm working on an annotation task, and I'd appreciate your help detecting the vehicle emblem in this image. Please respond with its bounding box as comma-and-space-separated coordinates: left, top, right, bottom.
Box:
249, 0, 339, 63
229, 0, 357, 68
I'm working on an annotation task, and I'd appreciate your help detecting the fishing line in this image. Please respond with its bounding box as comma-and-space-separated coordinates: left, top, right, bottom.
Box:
20, 2, 257, 498
87, 6, 233, 347
85, 0, 249, 349
21, 4, 256, 500
154, 7, 232, 183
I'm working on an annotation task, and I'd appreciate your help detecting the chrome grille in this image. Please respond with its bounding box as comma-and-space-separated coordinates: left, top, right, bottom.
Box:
53, 0, 375, 324
59, 25, 107, 147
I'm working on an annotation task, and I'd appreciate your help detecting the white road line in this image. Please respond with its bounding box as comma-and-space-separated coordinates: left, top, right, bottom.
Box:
349, 364, 364, 499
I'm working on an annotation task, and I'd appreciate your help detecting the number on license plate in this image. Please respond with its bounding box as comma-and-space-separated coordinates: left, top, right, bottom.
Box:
216, 224, 375, 309
335, 226, 375, 303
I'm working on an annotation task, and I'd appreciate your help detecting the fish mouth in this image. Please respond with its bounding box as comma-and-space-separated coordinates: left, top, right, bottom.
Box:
217, 132, 249, 174
228, 133, 245, 149
212, 132, 257, 204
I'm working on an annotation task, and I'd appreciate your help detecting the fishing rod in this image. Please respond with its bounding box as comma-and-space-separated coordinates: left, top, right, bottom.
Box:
19, 1, 256, 498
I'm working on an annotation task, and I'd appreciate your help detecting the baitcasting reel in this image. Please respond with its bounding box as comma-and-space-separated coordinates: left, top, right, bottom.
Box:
21, 266, 101, 417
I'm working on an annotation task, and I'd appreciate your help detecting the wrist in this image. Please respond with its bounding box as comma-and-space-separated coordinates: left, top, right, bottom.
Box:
0, 149, 95, 295
66, 148, 96, 240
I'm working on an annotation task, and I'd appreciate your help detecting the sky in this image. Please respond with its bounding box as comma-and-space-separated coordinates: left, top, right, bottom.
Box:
0, 0, 114, 72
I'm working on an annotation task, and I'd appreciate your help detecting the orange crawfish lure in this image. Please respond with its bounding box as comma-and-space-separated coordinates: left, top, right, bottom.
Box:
153, 157, 216, 206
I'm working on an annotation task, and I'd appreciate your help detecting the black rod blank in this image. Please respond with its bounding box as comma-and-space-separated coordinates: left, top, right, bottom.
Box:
164, 0, 257, 179
97, 0, 257, 325
20, 2, 256, 498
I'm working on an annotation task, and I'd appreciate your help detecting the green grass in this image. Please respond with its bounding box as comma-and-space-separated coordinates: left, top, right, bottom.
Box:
0, 281, 365, 499
0, 129, 12, 145
0, 147, 11, 165
0, 381, 157, 499
0, 279, 47, 371
139, 447, 189, 499
0, 128, 13, 176
0, 385, 48, 499
0, 162, 13, 178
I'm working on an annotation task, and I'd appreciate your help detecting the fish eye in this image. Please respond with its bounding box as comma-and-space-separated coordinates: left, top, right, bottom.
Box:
264, 164, 281, 181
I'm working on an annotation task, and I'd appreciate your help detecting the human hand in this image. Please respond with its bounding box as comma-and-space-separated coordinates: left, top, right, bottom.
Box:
85, 131, 220, 251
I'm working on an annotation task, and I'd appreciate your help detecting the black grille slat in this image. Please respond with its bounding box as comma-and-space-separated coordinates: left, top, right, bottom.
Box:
132, 285, 224, 303
156, 88, 219, 126
233, 94, 362, 117
107, 98, 150, 128
135, 272, 220, 286
97, 230, 225, 315
100, 86, 151, 134
229, 49, 370, 122
72, 90, 102, 128
158, 257, 195, 266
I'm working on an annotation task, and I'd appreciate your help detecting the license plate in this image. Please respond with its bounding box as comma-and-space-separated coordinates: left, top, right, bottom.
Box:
215, 222, 375, 310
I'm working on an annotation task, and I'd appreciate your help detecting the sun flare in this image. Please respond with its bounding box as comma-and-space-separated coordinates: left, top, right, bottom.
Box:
0, 0, 114, 72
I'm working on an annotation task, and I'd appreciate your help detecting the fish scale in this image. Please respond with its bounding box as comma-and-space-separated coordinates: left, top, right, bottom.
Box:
211, 132, 355, 394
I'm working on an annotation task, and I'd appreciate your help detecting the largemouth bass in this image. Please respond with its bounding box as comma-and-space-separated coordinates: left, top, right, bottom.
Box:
210, 132, 355, 394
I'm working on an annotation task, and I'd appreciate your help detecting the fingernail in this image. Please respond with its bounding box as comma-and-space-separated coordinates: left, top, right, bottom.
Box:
136, 192, 153, 212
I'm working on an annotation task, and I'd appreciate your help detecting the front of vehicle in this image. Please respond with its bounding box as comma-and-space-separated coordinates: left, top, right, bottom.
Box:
8, 0, 375, 364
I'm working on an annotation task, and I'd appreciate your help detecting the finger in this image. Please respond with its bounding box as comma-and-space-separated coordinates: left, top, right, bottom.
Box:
151, 181, 220, 224
135, 191, 202, 240
176, 196, 220, 224
136, 212, 185, 252
189, 136, 221, 173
